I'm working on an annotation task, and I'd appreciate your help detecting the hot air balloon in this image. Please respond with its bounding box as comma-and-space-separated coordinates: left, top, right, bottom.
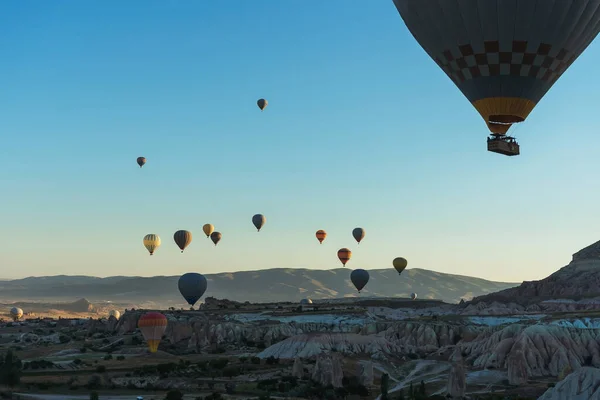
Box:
300, 298, 313, 305
10, 307, 23, 322
178, 273, 208, 307
393, 257, 408, 274
210, 231, 222, 246
173, 230, 192, 253
392, 0, 600, 156
109, 310, 121, 319
252, 214, 266, 232
352, 228, 365, 244
411, 292, 417, 301
143, 234, 161, 256
316, 230, 327, 244
337, 248, 352, 266
138, 312, 168, 353
137, 157, 146, 168
203, 224, 214, 238
350, 269, 370, 293
257, 98, 268, 111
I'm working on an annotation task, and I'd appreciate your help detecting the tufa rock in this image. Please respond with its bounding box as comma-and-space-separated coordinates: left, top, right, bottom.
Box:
312, 353, 344, 388
446, 347, 466, 398
292, 357, 304, 379
538, 367, 600, 400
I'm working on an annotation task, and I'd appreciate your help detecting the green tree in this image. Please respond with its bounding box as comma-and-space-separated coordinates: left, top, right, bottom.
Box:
0, 349, 22, 387
381, 373, 389, 400
89, 392, 99, 400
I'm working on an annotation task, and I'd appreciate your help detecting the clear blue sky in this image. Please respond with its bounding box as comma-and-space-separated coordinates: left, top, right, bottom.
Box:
1, 1, 600, 282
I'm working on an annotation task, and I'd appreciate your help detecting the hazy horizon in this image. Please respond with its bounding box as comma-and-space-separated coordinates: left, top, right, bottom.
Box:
2, 1, 600, 283
0, 266, 521, 283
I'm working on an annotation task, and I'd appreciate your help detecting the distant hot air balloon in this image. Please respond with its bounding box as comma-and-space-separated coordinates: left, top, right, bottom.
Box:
10, 307, 23, 322
257, 98, 268, 111
337, 248, 352, 266
143, 234, 161, 256
411, 292, 417, 301
137, 157, 146, 168
352, 228, 365, 244
300, 298, 313, 305
391, 0, 600, 155
109, 310, 121, 320
203, 224, 215, 238
252, 214, 266, 232
316, 230, 327, 244
138, 312, 168, 353
350, 269, 370, 293
178, 273, 208, 307
210, 231, 222, 246
173, 230, 192, 253
393, 257, 408, 274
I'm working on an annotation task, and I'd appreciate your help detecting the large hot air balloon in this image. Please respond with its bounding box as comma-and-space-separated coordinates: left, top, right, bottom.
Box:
392, 0, 600, 156
300, 298, 313, 305
252, 214, 266, 232
350, 269, 370, 293
143, 234, 161, 256
109, 310, 121, 320
203, 224, 214, 238
411, 292, 417, 301
178, 273, 208, 307
138, 312, 168, 353
137, 157, 146, 168
10, 307, 23, 322
337, 248, 352, 266
173, 230, 192, 253
210, 231, 222, 246
257, 98, 268, 111
316, 230, 327, 244
393, 257, 408, 274
352, 228, 365, 244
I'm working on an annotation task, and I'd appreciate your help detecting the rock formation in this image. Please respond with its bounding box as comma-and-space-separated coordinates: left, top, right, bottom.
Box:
311, 353, 343, 388
292, 357, 304, 379
357, 361, 374, 387
472, 239, 600, 306
538, 367, 600, 400
446, 347, 466, 398
507, 344, 528, 385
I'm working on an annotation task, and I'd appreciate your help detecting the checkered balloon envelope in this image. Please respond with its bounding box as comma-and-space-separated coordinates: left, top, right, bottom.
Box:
392, 0, 600, 135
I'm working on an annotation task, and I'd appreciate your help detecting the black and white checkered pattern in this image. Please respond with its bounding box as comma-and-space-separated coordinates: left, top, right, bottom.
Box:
434, 41, 574, 85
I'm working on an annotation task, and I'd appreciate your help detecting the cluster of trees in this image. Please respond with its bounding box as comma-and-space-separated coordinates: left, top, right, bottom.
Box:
0, 349, 22, 387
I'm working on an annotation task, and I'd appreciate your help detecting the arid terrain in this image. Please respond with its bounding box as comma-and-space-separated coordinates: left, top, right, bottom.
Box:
5, 241, 600, 399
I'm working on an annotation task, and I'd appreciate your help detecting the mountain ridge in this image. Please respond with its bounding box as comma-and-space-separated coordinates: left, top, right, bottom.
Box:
0, 267, 518, 305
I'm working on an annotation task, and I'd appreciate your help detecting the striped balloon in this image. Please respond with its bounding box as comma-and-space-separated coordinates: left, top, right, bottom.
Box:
138, 312, 168, 353
337, 248, 352, 266
316, 230, 327, 244
143, 234, 161, 256
173, 230, 192, 253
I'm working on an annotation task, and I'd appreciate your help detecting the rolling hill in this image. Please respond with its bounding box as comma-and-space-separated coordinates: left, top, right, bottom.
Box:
0, 268, 518, 305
